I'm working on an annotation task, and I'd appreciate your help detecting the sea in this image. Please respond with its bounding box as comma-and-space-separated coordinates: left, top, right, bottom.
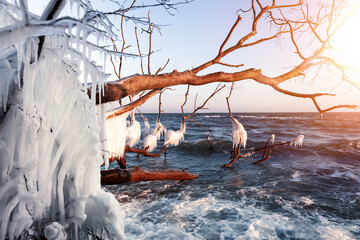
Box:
104, 112, 360, 240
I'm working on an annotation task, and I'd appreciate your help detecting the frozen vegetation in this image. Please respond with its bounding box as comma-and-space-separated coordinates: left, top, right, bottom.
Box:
0, 0, 127, 238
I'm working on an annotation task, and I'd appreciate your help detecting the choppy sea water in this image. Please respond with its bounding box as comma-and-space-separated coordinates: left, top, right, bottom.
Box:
105, 112, 360, 240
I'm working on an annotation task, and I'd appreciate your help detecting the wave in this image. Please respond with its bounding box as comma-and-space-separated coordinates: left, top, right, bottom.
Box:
203, 115, 222, 118
109, 186, 359, 240
235, 115, 303, 120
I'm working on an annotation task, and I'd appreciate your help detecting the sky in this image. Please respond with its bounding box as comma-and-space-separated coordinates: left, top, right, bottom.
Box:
29, 0, 360, 113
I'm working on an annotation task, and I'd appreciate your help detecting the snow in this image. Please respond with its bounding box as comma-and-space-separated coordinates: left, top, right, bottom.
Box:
0, 1, 126, 239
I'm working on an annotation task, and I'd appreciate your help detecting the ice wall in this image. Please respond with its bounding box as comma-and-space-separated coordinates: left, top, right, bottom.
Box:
0, 1, 125, 239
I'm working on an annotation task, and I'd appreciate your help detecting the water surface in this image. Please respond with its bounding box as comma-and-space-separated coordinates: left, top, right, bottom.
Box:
105, 112, 360, 239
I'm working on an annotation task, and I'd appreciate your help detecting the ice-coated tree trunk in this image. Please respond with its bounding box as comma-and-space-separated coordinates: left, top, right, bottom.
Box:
0, 1, 126, 239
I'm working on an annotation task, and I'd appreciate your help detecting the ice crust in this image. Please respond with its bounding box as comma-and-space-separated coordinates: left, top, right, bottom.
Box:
0, 1, 125, 239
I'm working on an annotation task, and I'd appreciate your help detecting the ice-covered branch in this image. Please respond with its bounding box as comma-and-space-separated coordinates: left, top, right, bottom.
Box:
0, 23, 66, 50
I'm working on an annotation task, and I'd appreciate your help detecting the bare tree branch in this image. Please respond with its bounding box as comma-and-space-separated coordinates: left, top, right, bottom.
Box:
185, 84, 225, 120
226, 82, 235, 119
106, 89, 160, 119
90, 0, 358, 116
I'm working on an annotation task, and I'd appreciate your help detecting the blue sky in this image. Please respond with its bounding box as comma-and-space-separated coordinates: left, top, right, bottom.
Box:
30, 0, 360, 113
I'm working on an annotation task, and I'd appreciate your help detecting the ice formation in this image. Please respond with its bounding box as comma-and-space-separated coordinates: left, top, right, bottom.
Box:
290, 135, 305, 147
144, 118, 152, 137
101, 103, 128, 169
270, 134, 275, 145
144, 118, 166, 139
126, 111, 141, 147
231, 117, 247, 148
0, 1, 126, 239
155, 119, 167, 140
164, 121, 186, 146
143, 134, 158, 152
41, 222, 67, 240
142, 119, 167, 152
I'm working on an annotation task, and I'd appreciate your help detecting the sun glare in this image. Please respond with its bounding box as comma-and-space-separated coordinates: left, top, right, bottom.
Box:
332, 6, 360, 71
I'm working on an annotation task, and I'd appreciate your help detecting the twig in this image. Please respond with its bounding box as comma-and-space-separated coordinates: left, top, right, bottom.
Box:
206, 133, 216, 152
185, 83, 225, 120
226, 82, 235, 119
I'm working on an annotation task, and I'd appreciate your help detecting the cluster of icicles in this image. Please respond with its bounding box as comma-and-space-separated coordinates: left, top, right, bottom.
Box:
0, 1, 126, 239
105, 111, 304, 166
103, 106, 186, 165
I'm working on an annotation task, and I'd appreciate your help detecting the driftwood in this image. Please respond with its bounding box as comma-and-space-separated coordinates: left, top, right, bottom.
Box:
101, 167, 199, 185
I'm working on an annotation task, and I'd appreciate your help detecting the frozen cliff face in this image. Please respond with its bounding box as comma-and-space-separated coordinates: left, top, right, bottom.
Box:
0, 1, 125, 239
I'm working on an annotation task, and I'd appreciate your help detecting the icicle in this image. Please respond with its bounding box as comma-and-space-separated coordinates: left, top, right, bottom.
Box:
103, 51, 107, 76
76, 0, 80, 19
144, 118, 151, 137
0, 194, 19, 240
164, 121, 186, 147
155, 120, 166, 140
16, 41, 24, 89
290, 135, 304, 147
0, 59, 12, 111
75, 23, 81, 51
106, 110, 128, 158
126, 113, 141, 147
0, 2, 126, 238
83, 45, 89, 86
98, 103, 109, 169
69, 0, 74, 15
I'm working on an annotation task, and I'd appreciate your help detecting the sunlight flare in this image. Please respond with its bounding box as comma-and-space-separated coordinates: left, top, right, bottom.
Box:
332, 6, 360, 71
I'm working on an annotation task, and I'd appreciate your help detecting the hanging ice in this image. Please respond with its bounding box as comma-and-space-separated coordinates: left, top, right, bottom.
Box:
164, 121, 186, 146
155, 119, 167, 140
103, 103, 128, 162
231, 117, 247, 149
0, 1, 126, 239
271, 134, 275, 145
290, 135, 305, 147
126, 111, 141, 147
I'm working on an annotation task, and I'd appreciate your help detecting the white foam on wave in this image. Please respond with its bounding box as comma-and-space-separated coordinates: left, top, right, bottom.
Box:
317, 226, 354, 240
290, 171, 303, 181
114, 190, 358, 239
297, 196, 314, 206
329, 170, 360, 183
203, 115, 222, 118
236, 115, 303, 120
